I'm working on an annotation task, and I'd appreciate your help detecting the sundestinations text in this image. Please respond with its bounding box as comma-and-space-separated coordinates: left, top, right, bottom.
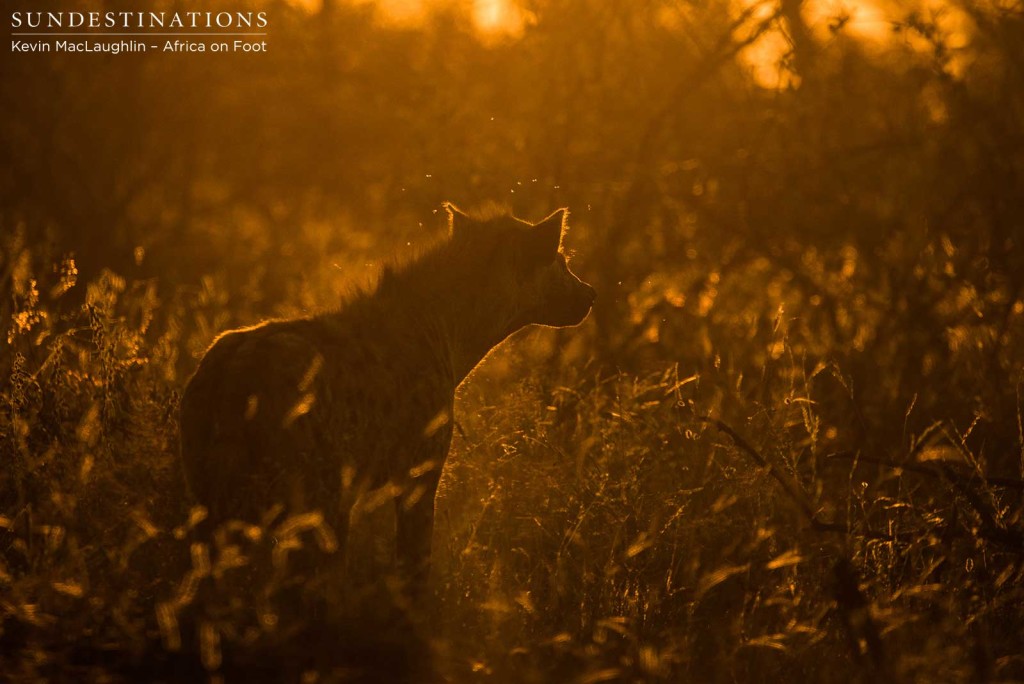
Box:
11, 11, 268, 29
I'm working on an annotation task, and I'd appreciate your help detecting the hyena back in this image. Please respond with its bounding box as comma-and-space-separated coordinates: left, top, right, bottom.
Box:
179, 204, 595, 591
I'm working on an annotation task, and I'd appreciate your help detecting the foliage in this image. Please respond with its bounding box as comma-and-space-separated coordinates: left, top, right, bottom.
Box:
3, 0, 1024, 681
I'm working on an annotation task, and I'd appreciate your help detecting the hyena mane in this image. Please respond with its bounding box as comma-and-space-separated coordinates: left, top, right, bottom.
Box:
179, 202, 595, 593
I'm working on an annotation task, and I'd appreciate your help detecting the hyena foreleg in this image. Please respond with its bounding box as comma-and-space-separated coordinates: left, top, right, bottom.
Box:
395, 478, 439, 599
393, 425, 450, 598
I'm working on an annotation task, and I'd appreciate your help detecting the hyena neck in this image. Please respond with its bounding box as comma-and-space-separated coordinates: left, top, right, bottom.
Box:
374, 248, 521, 385
432, 296, 521, 384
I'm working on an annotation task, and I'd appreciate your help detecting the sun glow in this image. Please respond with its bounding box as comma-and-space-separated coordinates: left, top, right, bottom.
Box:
365, 0, 524, 33
472, 0, 526, 36
803, 0, 891, 42
736, 0, 973, 88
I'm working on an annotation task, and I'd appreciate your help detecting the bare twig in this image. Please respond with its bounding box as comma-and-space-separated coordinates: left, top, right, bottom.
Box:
823, 452, 1024, 552
694, 412, 909, 543
822, 451, 1024, 491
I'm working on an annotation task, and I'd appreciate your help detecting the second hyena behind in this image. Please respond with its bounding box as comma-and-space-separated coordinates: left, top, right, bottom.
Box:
179, 204, 595, 593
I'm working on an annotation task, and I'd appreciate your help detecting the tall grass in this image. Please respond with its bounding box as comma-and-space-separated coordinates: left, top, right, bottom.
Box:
2, 245, 1022, 682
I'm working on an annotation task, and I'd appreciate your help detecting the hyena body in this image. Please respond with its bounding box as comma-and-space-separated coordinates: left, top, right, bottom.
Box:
179, 204, 595, 591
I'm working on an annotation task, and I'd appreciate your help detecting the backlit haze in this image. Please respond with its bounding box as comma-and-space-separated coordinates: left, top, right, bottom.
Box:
288, 0, 973, 87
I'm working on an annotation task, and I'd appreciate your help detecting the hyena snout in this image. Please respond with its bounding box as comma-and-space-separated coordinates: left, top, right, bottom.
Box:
572, 279, 597, 322
541, 268, 596, 327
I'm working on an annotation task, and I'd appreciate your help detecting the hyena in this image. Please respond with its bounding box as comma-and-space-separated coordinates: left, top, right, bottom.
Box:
179, 203, 595, 594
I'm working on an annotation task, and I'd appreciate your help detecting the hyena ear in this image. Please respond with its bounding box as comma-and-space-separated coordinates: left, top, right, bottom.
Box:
525, 208, 567, 260
444, 202, 470, 240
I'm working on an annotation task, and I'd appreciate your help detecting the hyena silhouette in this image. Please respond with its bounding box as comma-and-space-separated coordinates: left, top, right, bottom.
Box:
179, 203, 595, 594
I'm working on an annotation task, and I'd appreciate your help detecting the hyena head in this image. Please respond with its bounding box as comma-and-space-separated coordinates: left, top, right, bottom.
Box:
446, 203, 596, 332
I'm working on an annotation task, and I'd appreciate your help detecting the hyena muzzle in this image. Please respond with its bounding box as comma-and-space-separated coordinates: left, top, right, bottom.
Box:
179, 203, 595, 596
